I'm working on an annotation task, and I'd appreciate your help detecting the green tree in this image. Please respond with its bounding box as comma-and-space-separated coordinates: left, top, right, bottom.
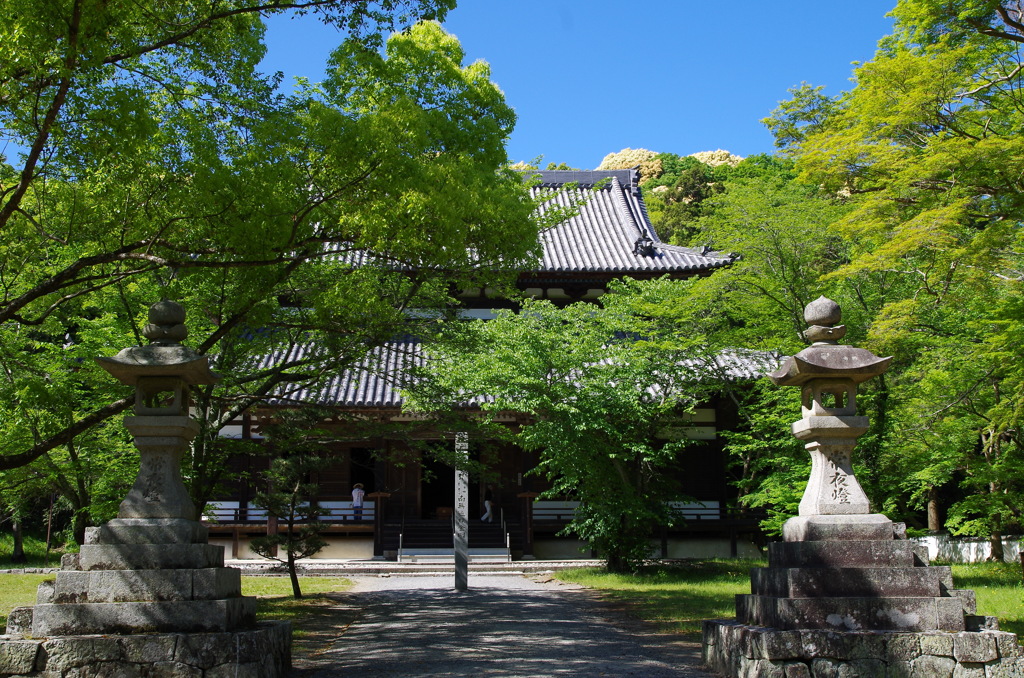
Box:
765, 0, 1024, 557
249, 409, 333, 598
0, 7, 558, 545
407, 280, 725, 572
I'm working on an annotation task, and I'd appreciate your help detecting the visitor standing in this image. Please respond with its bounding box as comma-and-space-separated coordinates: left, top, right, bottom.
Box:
352, 483, 365, 520
481, 485, 494, 523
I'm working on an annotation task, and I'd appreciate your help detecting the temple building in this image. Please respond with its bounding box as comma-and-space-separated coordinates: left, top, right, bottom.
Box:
205, 169, 773, 561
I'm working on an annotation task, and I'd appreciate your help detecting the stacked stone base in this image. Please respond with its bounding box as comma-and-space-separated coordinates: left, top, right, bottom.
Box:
0, 518, 290, 678
702, 515, 1024, 677
703, 621, 1024, 677
0, 621, 291, 678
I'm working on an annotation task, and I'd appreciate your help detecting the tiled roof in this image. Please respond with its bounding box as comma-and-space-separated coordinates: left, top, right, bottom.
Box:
530, 170, 734, 275
260, 340, 422, 408
262, 340, 780, 409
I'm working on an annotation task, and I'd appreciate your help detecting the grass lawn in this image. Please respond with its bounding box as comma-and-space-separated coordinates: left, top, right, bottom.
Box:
0, 534, 70, 570
0, 574, 51, 629
556, 559, 1024, 643
950, 561, 1024, 638
0, 574, 352, 632
556, 559, 760, 641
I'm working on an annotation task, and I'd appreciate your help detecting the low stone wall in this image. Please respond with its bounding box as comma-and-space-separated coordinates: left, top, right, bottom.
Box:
0, 620, 290, 678
703, 620, 1024, 677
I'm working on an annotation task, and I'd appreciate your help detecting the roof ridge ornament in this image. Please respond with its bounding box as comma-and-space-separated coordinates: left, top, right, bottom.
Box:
632, 234, 656, 257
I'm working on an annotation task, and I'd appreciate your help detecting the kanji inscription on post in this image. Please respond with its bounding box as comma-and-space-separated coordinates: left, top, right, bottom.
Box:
454, 432, 469, 592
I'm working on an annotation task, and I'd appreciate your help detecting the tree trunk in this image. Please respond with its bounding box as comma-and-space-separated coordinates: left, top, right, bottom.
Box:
926, 485, 941, 532
287, 550, 303, 599
11, 518, 27, 563
72, 511, 88, 547
989, 514, 1004, 562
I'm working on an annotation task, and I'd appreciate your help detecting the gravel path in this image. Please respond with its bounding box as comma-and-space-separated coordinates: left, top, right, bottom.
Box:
293, 573, 716, 677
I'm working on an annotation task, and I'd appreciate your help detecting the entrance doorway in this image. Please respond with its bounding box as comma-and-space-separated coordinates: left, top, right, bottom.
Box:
420, 455, 455, 519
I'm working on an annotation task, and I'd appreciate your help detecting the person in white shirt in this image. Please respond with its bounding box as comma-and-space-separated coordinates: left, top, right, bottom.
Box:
352, 483, 365, 521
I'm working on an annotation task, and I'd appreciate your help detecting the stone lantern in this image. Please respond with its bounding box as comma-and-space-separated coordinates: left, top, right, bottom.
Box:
768, 296, 892, 541
96, 299, 220, 523
0, 301, 291, 678
702, 296, 1023, 677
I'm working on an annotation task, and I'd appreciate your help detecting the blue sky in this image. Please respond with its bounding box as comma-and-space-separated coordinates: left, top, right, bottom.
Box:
262, 1, 897, 170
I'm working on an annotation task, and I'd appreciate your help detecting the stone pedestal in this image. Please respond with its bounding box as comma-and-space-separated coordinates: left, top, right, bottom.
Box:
0, 509, 290, 678
702, 519, 1024, 676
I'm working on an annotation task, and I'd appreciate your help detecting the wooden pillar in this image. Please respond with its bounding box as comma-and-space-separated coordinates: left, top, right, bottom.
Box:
518, 492, 538, 559
368, 492, 391, 558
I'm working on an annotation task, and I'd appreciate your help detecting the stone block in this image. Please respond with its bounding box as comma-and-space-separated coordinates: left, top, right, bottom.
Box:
783, 514, 894, 542
849, 631, 889, 660
742, 594, 959, 632
947, 589, 977, 615
953, 633, 997, 663
888, 658, 913, 678
752, 567, 944, 599
114, 634, 179, 664
86, 518, 208, 546
884, 633, 921, 661
768, 540, 917, 569
754, 629, 803, 660
78, 544, 224, 571
909, 654, 955, 677
41, 636, 124, 671
172, 622, 289, 670
61, 553, 80, 571
849, 658, 886, 677
28, 623, 290, 678
809, 657, 843, 677
740, 658, 785, 678
204, 662, 264, 678
951, 663, 986, 677
936, 596, 968, 632
35, 579, 54, 605
31, 597, 255, 636
986, 657, 1024, 678
146, 660, 203, 678
52, 568, 239, 603
0, 639, 42, 674
919, 632, 954, 657
4, 608, 33, 636
191, 568, 241, 600
784, 662, 811, 678
993, 631, 1022, 659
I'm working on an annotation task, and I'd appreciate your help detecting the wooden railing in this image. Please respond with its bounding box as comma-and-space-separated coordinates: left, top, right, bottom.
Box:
201, 501, 376, 524
531, 500, 765, 524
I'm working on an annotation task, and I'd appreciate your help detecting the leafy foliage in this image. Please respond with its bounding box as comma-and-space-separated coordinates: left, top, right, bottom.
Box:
756, 0, 1024, 553
406, 280, 729, 572
0, 6, 553, 546
249, 409, 334, 598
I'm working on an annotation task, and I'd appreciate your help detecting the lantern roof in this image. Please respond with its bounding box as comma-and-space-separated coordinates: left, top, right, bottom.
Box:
95, 300, 220, 387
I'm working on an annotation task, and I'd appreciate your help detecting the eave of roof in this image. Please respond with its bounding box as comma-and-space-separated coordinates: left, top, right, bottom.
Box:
528, 169, 733, 276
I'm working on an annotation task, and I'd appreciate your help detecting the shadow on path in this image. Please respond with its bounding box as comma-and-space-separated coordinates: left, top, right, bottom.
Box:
293, 577, 713, 677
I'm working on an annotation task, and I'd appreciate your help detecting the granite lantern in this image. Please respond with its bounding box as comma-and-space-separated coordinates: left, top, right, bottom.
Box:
96, 299, 220, 522
702, 297, 1023, 677
768, 295, 893, 541
0, 301, 291, 678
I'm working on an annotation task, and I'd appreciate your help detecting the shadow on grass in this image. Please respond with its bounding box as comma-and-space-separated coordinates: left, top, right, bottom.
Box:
556, 559, 763, 641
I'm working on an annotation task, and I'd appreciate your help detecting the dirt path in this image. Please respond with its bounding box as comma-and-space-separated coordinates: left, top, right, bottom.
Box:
289, 574, 714, 677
